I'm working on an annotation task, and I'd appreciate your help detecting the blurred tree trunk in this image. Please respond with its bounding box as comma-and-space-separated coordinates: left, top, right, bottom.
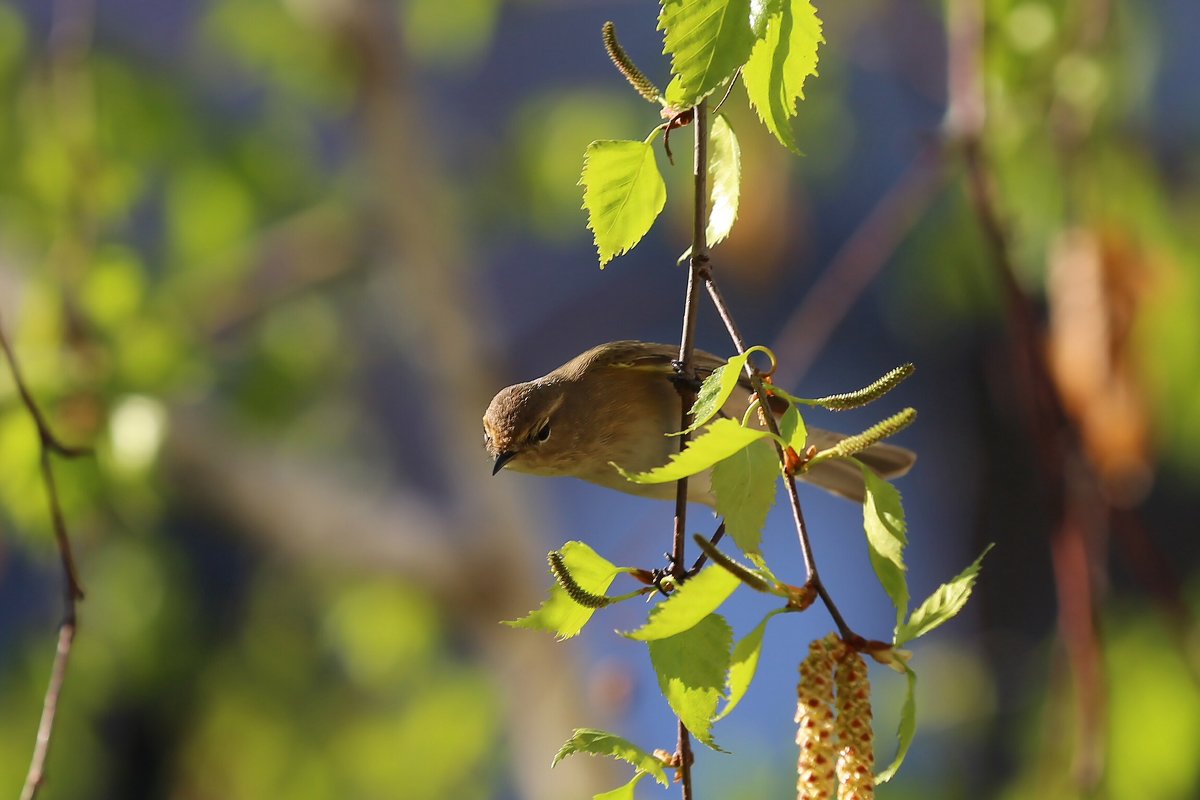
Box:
167, 1, 618, 796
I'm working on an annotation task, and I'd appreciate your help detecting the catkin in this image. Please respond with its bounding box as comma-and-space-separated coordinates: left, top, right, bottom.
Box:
834, 649, 875, 800
795, 634, 840, 799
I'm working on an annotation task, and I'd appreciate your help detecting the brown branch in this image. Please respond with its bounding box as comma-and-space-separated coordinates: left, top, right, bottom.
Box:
1, 319, 87, 800
667, 96, 712, 800
948, 0, 1106, 787
703, 277, 856, 641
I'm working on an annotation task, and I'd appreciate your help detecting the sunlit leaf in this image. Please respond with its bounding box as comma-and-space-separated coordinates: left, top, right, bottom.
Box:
616, 418, 773, 483
707, 113, 742, 246
624, 567, 741, 641
678, 353, 751, 435
580, 139, 667, 268
715, 608, 783, 720
895, 544, 992, 646
778, 403, 807, 451
876, 665, 916, 784
660, 0, 756, 109
553, 728, 669, 786
742, 0, 824, 153
505, 541, 621, 639
860, 464, 908, 629
648, 613, 733, 750
750, 0, 784, 36
594, 771, 651, 799
712, 438, 778, 554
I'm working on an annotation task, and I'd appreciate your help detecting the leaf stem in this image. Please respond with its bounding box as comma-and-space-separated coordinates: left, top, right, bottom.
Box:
687, 521, 726, 575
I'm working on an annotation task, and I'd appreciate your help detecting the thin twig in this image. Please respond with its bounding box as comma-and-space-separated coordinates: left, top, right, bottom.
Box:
0, 326, 87, 599
20, 617, 75, 800
1, 320, 87, 800
712, 69, 741, 116
668, 97, 711, 800
704, 276, 856, 641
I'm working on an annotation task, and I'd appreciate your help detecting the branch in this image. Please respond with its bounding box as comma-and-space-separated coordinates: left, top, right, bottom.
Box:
667, 96, 712, 800
948, 0, 1105, 786
703, 277, 855, 641
1, 319, 88, 800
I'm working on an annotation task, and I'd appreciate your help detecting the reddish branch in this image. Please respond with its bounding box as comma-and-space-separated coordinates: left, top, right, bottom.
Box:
704, 275, 856, 641
949, 0, 1108, 786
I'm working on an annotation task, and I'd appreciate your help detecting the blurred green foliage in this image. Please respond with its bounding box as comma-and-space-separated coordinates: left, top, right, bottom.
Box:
1, 0, 1198, 797
999, 603, 1200, 800
0, 1, 503, 796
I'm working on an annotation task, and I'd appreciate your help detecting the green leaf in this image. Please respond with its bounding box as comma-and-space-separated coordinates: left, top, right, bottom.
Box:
750, 0, 784, 36
860, 464, 909, 630
647, 613, 733, 750
678, 353, 750, 435
594, 771, 651, 799
895, 544, 993, 646
615, 417, 774, 484
875, 665, 917, 784
505, 541, 621, 639
707, 113, 741, 246
677, 345, 774, 436
715, 608, 783, 720
553, 728, 669, 787
742, 0, 824, 153
660, 0, 757, 109
712, 437, 778, 554
581, 139, 667, 268
778, 403, 807, 451
625, 566, 741, 641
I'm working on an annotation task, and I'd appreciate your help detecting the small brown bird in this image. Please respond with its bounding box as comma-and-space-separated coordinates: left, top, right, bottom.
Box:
483, 340, 915, 506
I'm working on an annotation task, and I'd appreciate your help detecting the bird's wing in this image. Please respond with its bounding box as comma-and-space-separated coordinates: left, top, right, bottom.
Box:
800, 427, 915, 502
586, 341, 730, 381
582, 341, 917, 503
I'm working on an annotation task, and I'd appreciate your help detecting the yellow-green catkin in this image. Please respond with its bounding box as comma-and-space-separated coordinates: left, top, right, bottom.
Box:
796, 634, 840, 799
834, 649, 875, 800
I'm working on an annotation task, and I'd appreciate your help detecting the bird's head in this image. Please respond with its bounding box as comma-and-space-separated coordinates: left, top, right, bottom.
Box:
482, 380, 568, 475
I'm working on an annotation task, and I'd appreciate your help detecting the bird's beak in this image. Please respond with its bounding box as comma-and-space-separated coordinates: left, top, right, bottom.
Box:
492, 451, 516, 475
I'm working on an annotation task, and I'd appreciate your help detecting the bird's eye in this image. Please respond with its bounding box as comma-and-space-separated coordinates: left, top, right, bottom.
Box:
535, 421, 551, 443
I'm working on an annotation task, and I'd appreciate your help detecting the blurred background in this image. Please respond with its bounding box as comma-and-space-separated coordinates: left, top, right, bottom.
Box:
1, 0, 1198, 798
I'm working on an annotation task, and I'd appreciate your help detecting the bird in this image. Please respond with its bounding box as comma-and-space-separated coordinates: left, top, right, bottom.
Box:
483, 340, 914, 506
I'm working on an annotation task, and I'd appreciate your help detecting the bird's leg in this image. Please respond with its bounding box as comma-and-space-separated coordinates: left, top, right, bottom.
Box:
651, 520, 724, 590
669, 360, 703, 393
651, 553, 680, 596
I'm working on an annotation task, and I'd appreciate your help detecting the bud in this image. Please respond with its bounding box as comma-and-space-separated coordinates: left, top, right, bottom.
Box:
834, 650, 875, 800
796, 634, 840, 799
